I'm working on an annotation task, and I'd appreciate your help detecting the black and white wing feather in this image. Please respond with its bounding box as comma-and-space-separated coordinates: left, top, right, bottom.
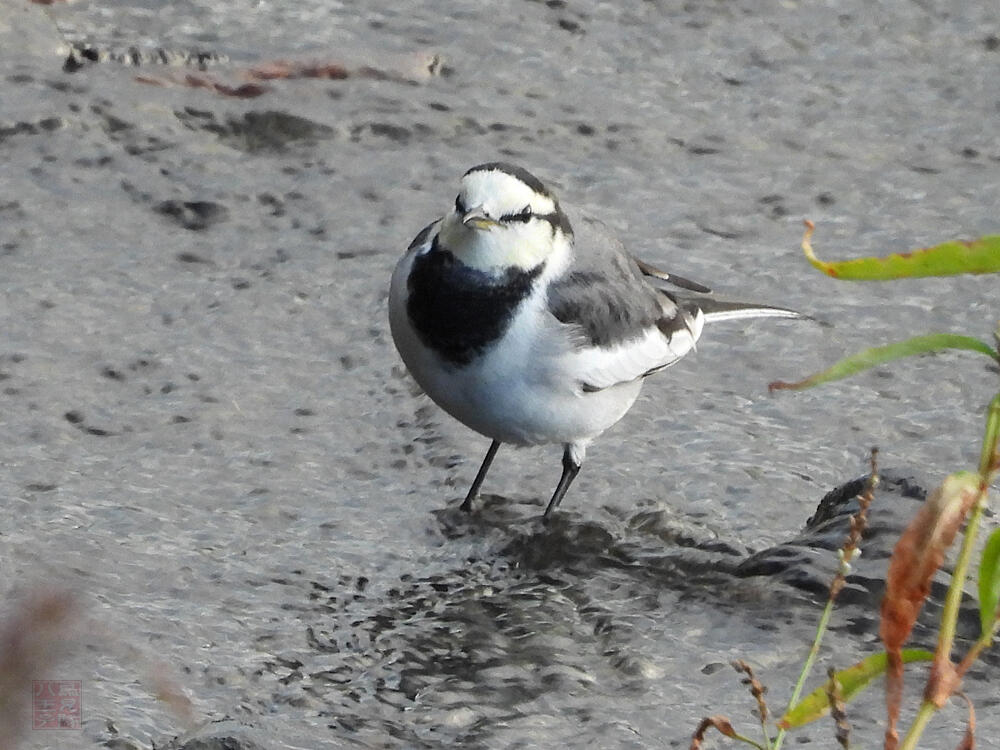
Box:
545, 213, 805, 392
546, 214, 705, 392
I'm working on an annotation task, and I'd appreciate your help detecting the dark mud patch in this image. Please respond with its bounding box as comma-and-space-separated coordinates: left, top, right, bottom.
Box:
175, 109, 335, 153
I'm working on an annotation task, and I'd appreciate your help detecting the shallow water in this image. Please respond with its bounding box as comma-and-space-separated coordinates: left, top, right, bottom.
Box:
2, 1, 998, 748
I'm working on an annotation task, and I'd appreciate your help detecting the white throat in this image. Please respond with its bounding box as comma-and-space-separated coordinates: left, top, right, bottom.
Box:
439, 214, 566, 274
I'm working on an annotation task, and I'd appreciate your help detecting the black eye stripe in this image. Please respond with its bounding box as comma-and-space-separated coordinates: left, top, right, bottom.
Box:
537, 210, 573, 236
500, 205, 533, 223
455, 194, 466, 214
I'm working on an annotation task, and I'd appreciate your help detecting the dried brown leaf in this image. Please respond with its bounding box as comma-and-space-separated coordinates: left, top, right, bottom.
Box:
826, 667, 850, 750
926, 657, 962, 708
880, 472, 980, 748
134, 51, 443, 99
732, 660, 769, 722
955, 693, 975, 750
884, 650, 903, 750
134, 72, 271, 98
247, 60, 349, 81
690, 715, 739, 749
880, 472, 980, 652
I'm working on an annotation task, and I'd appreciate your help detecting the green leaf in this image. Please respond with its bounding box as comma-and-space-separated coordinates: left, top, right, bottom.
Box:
801, 221, 1000, 280
980, 393, 1000, 479
779, 649, 933, 729
978, 528, 1000, 638
769, 334, 997, 392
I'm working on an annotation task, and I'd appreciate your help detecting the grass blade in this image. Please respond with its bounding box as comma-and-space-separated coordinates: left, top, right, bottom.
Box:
769, 334, 996, 392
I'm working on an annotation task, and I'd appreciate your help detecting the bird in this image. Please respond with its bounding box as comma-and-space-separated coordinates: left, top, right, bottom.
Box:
389, 162, 804, 519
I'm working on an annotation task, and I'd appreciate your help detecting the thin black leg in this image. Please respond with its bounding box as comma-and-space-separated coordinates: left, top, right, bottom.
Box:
460, 440, 501, 512
543, 447, 581, 520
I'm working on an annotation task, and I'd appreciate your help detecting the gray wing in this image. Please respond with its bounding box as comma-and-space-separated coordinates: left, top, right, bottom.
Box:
407, 218, 441, 251
546, 213, 703, 391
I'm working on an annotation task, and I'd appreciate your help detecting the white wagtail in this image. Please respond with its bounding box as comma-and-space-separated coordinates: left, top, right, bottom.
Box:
389, 162, 804, 519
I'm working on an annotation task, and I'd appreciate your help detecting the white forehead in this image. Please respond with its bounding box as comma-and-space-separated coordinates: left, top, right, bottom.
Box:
460, 169, 556, 214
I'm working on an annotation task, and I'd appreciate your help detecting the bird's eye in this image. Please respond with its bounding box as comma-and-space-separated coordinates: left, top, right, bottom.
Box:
501, 205, 533, 223
455, 195, 466, 214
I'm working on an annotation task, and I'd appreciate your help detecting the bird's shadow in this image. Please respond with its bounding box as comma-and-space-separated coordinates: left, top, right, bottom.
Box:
431, 491, 743, 583
434, 494, 621, 566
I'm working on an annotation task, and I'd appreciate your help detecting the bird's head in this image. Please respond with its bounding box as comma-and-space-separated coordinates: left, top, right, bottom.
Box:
438, 162, 573, 273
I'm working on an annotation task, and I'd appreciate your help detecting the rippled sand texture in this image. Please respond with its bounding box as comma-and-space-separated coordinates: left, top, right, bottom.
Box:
2, 1, 998, 748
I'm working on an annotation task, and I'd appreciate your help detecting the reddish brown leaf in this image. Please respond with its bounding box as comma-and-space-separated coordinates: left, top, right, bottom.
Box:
247, 60, 350, 81
884, 650, 903, 750
955, 693, 975, 750
184, 73, 270, 99
245, 60, 297, 80
690, 715, 739, 749
880, 472, 979, 749
732, 660, 769, 723
926, 657, 961, 708
880, 473, 981, 653
133, 51, 442, 100
133, 75, 168, 88
134, 72, 271, 98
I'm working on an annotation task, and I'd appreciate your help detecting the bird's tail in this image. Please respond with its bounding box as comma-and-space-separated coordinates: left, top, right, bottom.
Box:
685, 298, 808, 324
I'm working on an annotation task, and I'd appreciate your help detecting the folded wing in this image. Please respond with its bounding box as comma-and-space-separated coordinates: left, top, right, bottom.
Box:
546, 215, 706, 392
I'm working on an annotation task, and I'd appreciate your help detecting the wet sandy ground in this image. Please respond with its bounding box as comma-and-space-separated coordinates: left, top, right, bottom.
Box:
2, 0, 999, 747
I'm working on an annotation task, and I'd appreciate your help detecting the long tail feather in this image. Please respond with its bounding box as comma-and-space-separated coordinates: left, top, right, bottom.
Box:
692, 298, 808, 324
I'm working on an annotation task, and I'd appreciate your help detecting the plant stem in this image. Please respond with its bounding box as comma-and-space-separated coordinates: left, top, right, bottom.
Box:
731, 732, 768, 750
772, 596, 836, 750
934, 394, 998, 664
759, 719, 773, 749
978, 393, 999, 479
956, 616, 1000, 679
937, 499, 985, 666
774, 462, 877, 750
898, 700, 936, 750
